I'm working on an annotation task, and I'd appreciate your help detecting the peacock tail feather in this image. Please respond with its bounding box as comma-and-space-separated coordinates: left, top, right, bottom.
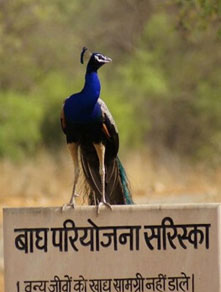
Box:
117, 157, 134, 205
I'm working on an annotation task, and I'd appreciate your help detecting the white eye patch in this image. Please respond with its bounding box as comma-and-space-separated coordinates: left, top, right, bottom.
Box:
94, 54, 112, 63
94, 54, 105, 62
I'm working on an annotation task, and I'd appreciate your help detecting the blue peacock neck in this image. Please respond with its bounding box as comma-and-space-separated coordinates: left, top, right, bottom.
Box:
82, 71, 101, 103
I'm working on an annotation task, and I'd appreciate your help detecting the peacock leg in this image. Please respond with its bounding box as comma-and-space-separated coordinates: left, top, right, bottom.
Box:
93, 142, 112, 214
62, 143, 80, 210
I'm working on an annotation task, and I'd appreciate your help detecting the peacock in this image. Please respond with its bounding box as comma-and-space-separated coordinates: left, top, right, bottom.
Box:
61, 47, 133, 212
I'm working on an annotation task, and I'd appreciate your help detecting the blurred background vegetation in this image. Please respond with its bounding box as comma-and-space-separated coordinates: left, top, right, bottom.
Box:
0, 0, 221, 164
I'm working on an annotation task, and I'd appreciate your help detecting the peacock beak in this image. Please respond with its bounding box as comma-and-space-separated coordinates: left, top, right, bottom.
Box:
103, 56, 112, 63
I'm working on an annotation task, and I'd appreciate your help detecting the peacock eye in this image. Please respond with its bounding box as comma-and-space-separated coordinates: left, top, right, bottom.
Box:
95, 54, 104, 62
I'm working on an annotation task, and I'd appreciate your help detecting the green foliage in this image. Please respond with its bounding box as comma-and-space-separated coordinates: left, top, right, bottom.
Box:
101, 80, 142, 148
0, 91, 43, 159
0, 0, 221, 165
194, 81, 221, 162
174, 0, 221, 33
106, 10, 221, 163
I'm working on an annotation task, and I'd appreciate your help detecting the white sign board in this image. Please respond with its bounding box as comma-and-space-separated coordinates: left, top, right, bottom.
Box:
3, 204, 221, 292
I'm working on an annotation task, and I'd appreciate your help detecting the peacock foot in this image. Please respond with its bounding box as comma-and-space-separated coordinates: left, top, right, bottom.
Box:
62, 193, 79, 211
97, 201, 112, 215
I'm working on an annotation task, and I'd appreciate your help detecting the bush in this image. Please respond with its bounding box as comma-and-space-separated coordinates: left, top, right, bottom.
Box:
0, 91, 43, 159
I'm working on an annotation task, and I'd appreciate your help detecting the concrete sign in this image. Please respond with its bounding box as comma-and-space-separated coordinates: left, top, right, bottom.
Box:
3, 204, 221, 292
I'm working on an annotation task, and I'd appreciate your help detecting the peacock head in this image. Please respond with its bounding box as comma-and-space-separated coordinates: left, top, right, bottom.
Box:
80, 47, 112, 73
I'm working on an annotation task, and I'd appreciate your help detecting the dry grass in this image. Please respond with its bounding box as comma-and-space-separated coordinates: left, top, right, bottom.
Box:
1, 150, 220, 207
124, 150, 221, 203
0, 150, 220, 291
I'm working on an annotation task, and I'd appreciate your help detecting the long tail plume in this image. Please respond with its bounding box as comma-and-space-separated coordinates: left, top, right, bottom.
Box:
117, 157, 134, 205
